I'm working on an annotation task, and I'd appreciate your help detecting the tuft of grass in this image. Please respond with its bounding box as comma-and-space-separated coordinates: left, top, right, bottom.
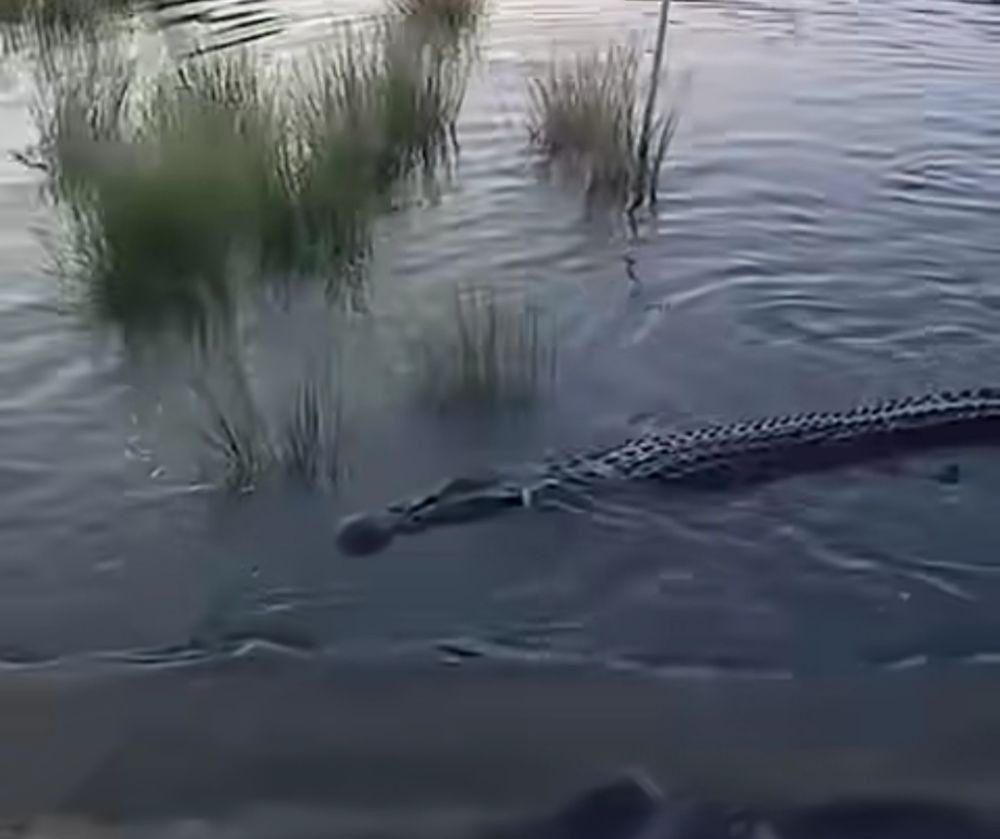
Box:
197, 383, 273, 493
194, 342, 343, 493
30, 25, 471, 338
26, 31, 133, 188
42, 45, 276, 335
411, 286, 555, 411
297, 26, 465, 189
527, 42, 676, 204
279, 372, 342, 488
390, 0, 487, 41
1, 0, 136, 56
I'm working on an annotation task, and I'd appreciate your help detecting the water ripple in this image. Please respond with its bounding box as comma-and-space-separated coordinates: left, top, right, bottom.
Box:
3, 0, 1000, 675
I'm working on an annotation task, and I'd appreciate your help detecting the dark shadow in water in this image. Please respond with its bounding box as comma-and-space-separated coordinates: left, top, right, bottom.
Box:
498, 774, 1000, 839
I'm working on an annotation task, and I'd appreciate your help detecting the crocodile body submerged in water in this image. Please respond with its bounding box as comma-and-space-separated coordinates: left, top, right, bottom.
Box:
337, 388, 1000, 556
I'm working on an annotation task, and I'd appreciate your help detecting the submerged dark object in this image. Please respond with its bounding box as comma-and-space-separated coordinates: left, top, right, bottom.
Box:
337, 512, 399, 556
490, 774, 1000, 839
338, 389, 1000, 555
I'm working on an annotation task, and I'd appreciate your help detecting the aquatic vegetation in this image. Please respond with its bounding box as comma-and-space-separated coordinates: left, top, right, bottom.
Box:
62, 163, 241, 336
527, 42, 676, 204
410, 286, 555, 410
0, 0, 136, 56
39, 45, 277, 335
30, 25, 471, 337
279, 373, 343, 487
197, 362, 343, 493
26, 31, 132, 187
631, 0, 671, 210
390, 0, 487, 40
199, 385, 273, 493
290, 27, 465, 272
299, 26, 465, 184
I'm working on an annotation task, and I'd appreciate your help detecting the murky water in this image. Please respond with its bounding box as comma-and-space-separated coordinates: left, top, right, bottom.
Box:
2, 0, 1000, 832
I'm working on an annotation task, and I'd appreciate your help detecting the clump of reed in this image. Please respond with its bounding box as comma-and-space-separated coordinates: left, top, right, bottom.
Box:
1, 0, 136, 56
38, 44, 282, 335
198, 367, 343, 493
198, 385, 272, 493
410, 286, 555, 410
527, 42, 676, 205
30, 24, 470, 338
390, 0, 487, 41
293, 26, 465, 242
26, 29, 133, 186
280, 373, 343, 487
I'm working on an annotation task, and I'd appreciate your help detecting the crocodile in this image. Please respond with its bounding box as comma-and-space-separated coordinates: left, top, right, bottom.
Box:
336, 388, 1000, 556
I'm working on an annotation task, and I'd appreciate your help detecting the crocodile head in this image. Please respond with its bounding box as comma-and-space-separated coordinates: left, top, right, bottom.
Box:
335, 510, 402, 556
337, 473, 530, 556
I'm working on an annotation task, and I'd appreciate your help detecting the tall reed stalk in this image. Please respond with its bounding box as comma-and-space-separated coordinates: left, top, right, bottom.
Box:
631, 0, 670, 211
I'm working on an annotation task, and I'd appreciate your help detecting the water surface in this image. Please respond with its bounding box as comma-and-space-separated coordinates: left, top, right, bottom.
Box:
2, 0, 1000, 830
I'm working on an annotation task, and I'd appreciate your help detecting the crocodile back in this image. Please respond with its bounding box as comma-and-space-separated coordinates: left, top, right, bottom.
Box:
555, 388, 1000, 487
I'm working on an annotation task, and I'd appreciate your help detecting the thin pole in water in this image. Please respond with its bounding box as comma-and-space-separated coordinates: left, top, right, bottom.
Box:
631, 0, 670, 212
